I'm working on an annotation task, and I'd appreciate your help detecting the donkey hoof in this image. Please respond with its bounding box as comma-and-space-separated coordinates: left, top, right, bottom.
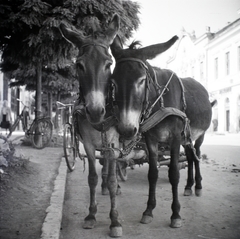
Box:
184, 188, 192, 196
102, 187, 109, 195
170, 218, 182, 228
195, 188, 202, 197
140, 215, 153, 224
110, 226, 122, 237
83, 219, 96, 229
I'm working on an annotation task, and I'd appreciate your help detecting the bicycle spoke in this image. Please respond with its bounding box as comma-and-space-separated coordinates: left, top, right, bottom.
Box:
31, 118, 52, 149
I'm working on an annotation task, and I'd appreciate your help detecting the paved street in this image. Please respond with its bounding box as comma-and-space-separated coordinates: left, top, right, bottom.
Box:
3, 131, 239, 238
59, 133, 240, 239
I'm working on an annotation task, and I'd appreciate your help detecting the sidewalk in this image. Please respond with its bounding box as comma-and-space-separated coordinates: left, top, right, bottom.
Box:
1, 131, 67, 239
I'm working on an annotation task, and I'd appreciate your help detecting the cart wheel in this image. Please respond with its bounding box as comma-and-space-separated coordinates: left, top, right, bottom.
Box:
117, 161, 128, 181
63, 123, 76, 172
31, 118, 53, 149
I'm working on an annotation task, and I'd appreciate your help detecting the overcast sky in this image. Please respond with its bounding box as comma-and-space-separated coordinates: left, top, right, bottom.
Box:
128, 0, 240, 45
126, 0, 240, 65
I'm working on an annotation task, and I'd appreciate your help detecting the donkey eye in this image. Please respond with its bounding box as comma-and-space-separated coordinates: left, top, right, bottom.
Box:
105, 61, 112, 70
139, 78, 145, 86
76, 61, 85, 72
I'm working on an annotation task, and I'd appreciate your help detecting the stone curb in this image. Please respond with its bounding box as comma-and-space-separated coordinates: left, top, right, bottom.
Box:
40, 157, 67, 239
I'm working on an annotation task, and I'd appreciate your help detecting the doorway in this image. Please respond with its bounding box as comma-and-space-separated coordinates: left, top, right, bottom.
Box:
226, 110, 230, 132
225, 98, 230, 132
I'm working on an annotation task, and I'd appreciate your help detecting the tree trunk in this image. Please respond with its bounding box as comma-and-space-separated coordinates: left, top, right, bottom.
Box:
48, 92, 53, 118
35, 61, 42, 119
55, 90, 61, 130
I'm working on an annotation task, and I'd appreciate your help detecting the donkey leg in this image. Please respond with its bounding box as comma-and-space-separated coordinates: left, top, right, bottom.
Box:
101, 158, 109, 195
106, 152, 122, 237
194, 135, 204, 196
141, 141, 158, 224
184, 145, 194, 196
83, 156, 98, 229
169, 139, 182, 228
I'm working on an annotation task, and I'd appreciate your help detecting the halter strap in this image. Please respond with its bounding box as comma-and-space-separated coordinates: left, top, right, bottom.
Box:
80, 43, 108, 50
76, 43, 110, 64
116, 58, 148, 70
116, 57, 160, 120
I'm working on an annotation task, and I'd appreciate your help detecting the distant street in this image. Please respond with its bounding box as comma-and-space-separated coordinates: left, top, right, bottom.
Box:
60, 133, 240, 239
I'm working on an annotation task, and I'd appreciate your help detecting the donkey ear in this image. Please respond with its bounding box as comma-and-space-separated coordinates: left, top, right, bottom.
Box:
105, 14, 120, 45
139, 35, 179, 60
110, 34, 123, 58
59, 23, 86, 47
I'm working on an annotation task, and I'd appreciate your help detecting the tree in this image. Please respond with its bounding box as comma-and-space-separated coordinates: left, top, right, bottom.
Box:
0, 0, 140, 118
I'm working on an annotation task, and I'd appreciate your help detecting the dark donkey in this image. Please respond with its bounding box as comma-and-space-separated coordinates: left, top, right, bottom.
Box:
59, 15, 122, 235
110, 36, 214, 228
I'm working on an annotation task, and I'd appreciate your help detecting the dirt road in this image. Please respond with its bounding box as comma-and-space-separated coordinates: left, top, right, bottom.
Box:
60, 134, 240, 239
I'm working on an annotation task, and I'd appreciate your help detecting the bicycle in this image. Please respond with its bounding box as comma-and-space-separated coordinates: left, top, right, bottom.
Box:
57, 101, 80, 172
7, 99, 53, 149
57, 101, 133, 180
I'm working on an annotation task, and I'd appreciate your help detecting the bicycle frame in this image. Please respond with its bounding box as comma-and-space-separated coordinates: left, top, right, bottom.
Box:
7, 105, 28, 138
57, 101, 81, 171
56, 101, 73, 124
8, 100, 53, 149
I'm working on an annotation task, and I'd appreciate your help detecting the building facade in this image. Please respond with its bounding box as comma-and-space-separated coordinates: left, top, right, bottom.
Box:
167, 18, 240, 133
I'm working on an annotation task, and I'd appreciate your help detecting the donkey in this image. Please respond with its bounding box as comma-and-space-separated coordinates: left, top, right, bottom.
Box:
110, 36, 214, 228
59, 15, 122, 234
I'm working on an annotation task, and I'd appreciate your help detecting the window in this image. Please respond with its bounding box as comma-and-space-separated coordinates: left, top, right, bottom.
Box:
214, 57, 218, 79
225, 51, 230, 75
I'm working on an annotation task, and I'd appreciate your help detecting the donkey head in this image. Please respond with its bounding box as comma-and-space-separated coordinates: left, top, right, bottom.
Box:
60, 15, 120, 124
111, 35, 178, 139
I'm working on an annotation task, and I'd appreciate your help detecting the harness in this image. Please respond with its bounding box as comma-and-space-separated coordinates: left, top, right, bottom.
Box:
115, 57, 191, 147
115, 57, 202, 160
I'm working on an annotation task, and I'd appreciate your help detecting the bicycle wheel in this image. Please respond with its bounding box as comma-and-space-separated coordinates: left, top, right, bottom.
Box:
31, 118, 53, 149
63, 123, 76, 171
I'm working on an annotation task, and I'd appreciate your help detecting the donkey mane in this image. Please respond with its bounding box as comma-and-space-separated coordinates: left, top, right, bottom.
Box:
128, 40, 142, 49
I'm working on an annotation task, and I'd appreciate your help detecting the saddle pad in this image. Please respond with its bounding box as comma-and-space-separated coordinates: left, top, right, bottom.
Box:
139, 107, 187, 133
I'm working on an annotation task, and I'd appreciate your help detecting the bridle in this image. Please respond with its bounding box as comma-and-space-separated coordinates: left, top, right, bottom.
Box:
74, 42, 117, 134
115, 58, 186, 124
76, 42, 111, 105
115, 57, 165, 123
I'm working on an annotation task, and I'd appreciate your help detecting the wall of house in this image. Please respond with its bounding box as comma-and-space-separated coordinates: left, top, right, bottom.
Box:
166, 18, 240, 133
207, 21, 240, 133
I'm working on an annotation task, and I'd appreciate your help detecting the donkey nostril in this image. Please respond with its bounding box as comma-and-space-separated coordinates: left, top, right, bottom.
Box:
133, 127, 137, 135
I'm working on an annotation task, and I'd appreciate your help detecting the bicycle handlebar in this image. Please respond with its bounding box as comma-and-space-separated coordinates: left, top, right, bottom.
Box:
17, 98, 29, 109
56, 101, 73, 108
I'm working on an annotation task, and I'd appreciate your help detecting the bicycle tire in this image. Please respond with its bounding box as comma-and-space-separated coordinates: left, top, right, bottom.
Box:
63, 123, 76, 172
30, 118, 53, 149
